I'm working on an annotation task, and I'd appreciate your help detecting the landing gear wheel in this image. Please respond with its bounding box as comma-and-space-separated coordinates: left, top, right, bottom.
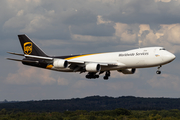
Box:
95, 75, 99, 78
103, 76, 109, 80
156, 65, 162, 75
105, 71, 110, 77
103, 71, 110, 80
86, 73, 99, 79
156, 70, 161, 74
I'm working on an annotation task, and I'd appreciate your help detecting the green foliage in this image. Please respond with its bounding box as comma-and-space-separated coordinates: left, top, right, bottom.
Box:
0, 109, 6, 115
87, 115, 96, 120
0, 108, 180, 120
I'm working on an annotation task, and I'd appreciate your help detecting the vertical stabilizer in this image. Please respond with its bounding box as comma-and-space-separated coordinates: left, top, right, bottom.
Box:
18, 34, 48, 57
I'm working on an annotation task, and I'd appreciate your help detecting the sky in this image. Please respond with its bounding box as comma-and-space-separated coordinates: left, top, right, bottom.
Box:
1, 0, 180, 101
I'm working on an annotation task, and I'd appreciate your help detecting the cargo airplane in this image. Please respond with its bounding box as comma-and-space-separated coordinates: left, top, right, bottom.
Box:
7, 35, 176, 80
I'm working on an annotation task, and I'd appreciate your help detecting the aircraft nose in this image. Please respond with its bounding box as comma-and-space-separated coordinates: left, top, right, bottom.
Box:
163, 52, 176, 62
171, 54, 176, 60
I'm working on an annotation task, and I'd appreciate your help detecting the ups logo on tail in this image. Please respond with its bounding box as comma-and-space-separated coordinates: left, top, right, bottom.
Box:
24, 42, 32, 55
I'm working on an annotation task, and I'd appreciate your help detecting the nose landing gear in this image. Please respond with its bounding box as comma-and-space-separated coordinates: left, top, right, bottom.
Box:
156, 65, 162, 74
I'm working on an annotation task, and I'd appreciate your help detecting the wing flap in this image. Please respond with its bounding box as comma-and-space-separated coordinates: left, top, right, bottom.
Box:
67, 59, 123, 67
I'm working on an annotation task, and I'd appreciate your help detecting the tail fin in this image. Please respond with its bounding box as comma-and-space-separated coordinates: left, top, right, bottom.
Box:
18, 34, 48, 57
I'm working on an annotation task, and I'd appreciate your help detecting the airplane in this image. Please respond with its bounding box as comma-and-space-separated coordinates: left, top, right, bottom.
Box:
7, 34, 176, 80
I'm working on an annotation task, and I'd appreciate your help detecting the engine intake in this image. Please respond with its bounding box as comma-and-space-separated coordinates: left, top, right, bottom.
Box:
85, 63, 101, 72
53, 59, 68, 68
118, 68, 136, 74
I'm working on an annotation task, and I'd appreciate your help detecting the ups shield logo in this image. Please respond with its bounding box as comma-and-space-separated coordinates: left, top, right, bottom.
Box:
24, 42, 32, 55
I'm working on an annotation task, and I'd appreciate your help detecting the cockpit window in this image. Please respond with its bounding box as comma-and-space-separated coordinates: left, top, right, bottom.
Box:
160, 48, 166, 50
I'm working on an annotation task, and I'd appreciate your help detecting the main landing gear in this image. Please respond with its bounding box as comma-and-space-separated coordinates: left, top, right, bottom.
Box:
103, 71, 110, 80
85, 71, 111, 80
86, 72, 99, 79
156, 65, 162, 74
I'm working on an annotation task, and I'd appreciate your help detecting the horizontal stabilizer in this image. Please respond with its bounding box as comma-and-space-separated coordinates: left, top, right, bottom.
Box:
7, 52, 53, 60
7, 52, 24, 56
7, 58, 39, 63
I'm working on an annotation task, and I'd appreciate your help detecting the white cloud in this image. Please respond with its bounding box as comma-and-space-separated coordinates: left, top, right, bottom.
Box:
136, 23, 180, 53
97, 15, 112, 25
20, 15, 47, 33
114, 23, 137, 43
71, 34, 116, 42
155, 0, 172, 2
4, 10, 55, 33
6, 63, 61, 85
160, 24, 180, 44
17, 10, 24, 16
147, 74, 180, 91
138, 24, 151, 37
3, 0, 54, 33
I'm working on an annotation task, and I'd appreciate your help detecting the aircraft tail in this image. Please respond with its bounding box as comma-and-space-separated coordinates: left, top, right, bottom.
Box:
18, 34, 48, 57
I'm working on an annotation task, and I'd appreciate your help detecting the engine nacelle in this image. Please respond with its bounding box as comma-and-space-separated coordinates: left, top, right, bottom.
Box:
118, 68, 136, 74
53, 59, 68, 68
85, 63, 101, 72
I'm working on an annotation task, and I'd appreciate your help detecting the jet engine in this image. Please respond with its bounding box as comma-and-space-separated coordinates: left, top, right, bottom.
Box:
85, 63, 101, 72
53, 59, 68, 68
118, 68, 136, 74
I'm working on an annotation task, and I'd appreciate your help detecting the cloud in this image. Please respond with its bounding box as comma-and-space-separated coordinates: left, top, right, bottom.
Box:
3, 0, 71, 39
19, 13, 53, 33
147, 74, 180, 91
97, 15, 112, 25
63, 9, 96, 26
139, 23, 180, 53
114, 23, 138, 44
105, 0, 180, 24
6, 63, 68, 85
155, 0, 172, 3
159, 24, 180, 44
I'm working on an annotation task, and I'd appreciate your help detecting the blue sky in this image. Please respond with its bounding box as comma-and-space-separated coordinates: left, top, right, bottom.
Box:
1, 0, 180, 101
